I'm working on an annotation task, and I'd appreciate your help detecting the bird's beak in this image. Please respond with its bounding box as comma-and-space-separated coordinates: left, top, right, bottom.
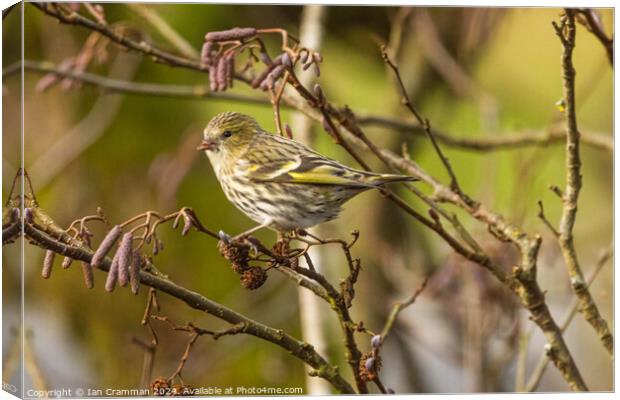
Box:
197, 138, 217, 151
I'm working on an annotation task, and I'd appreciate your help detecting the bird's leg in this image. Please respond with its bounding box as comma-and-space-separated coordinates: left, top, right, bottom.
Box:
232, 218, 273, 241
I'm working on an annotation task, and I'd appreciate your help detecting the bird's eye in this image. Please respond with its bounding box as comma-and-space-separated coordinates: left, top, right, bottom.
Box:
223, 130, 232, 138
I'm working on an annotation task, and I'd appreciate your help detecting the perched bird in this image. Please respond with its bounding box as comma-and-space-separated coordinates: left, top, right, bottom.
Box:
197, 112, 416, 235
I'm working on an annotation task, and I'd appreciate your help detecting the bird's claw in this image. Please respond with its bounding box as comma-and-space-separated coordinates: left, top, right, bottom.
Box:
218, 230, 232, 244
244, 236, 261, 257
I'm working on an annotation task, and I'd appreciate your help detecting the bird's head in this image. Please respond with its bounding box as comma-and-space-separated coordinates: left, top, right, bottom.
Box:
198, 112, 259, 159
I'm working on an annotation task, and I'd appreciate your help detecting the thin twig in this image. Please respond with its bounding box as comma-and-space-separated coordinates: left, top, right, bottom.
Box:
379, 276, 429, 341
537, 201, 560, 237
356, 114, 612, 153
381, 46, 469, 201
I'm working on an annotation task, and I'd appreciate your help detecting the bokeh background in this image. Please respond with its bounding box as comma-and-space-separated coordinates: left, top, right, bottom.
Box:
2, 4, 613, 394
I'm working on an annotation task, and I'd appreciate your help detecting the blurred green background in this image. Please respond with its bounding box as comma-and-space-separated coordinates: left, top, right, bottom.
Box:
2, 4, 613, 394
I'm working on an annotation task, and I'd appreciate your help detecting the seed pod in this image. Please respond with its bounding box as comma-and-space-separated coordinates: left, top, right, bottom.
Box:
313, 62, 321, 77
265, 74, 275, 90
200, 41, 214, 66
240, 267, 267, 290
251, 63, 277, 88
226, 54, 235, 88
258, 50, 271, 65
217, 240, 249, 264
181, 213, 192, 236
371, 334, 382, 349
259, 78, 270, 92
129, 251, 142, 295
105, 252, 120, 292
117, 232, 133, 287
81, 262, 94, 289
208, 65, 218, 92
150, 240, 157, 256
91, 225, 122, 268
205, 27, 257, 42
231, 262, 249, 274
216, 56, 228, 91
61, 257, 73, 269
281, 52, 292, 68
269, 65, 286, 82
42, 250, 55, 279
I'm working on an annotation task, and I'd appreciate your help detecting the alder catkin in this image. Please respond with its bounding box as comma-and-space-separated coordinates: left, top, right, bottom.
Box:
117, 232, 133, 287
181, 213, 192, 236
105, 252, 120, 292
216, 56, 228, 91
81, 262, 94, 289
61, 257, 73, 269
91, 225, 122, 267
42, 250, 55, 279
205, 27, 257, 42
129, 251, 143, 295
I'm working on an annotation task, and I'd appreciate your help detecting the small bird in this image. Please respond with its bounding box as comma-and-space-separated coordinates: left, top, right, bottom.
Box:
198, 112, 416, 236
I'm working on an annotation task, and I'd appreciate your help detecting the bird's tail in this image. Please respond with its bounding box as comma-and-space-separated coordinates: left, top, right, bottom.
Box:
365, 172, 418, 186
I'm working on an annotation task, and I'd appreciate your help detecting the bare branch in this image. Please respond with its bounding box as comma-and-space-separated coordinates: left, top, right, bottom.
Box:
526, 246, 612, 391
10, 60, 612, 153
23, 221, 354, 393
379, 276, 430, 341
356, 115, 612, 153
554, 9, 612, 356
381, 46, 466, 199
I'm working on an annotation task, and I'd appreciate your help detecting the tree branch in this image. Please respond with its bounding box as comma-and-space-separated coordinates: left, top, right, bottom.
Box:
32, 3, 203, 70
356, 115, 612, 153
526, 245, 612, 392
23, 221, 354, 394
554, 9, 613, 356
14, 60, 268, 106
11, 58, 612, 153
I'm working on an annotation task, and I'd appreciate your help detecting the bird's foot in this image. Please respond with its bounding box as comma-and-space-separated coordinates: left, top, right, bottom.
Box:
294, 228, 308, 237
220, 230, 261, 257
218, 230, 233, 244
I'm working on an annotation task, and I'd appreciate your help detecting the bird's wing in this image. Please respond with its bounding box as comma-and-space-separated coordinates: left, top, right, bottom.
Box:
238, 154, 373, 187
